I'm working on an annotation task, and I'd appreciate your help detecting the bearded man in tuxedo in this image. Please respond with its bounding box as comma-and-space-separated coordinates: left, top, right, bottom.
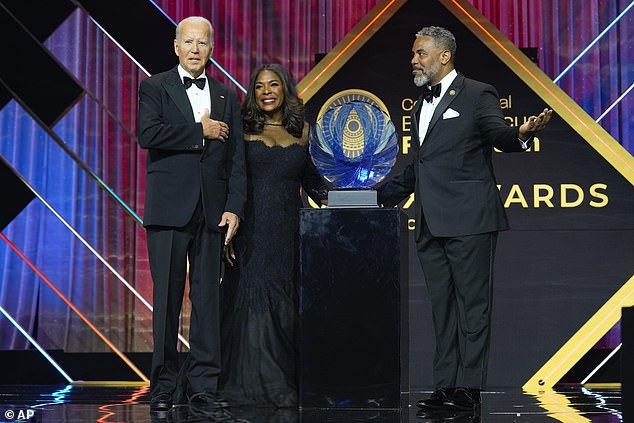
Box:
378, 25, 551, 413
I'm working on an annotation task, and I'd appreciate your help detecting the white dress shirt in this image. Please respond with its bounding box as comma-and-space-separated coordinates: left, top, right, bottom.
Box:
178, 65, 211, 146
418, 69, 457, 145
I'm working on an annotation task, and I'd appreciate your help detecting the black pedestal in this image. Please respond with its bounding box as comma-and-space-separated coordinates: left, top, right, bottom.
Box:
298, 207, 408, 409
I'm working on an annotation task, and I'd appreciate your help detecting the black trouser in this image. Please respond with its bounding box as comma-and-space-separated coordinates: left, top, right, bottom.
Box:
416, 218, 497, 390
147, 201, 223, 396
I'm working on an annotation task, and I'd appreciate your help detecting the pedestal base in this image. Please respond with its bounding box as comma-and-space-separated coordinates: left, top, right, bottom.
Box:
327, 190, 377, 208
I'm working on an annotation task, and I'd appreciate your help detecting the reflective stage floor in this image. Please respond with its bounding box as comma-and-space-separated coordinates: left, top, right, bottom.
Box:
0, 385, 622, 422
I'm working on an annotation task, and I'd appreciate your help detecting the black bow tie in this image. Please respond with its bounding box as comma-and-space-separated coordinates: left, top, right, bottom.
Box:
183, 76, 206, 90
423, 83, 441, 103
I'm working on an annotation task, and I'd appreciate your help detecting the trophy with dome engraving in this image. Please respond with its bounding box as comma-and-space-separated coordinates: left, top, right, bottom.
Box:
310, 90, 399, 207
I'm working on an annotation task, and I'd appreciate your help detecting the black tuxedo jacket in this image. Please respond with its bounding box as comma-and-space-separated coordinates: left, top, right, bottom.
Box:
137, 67, 246, 230
379, 74, 528, 238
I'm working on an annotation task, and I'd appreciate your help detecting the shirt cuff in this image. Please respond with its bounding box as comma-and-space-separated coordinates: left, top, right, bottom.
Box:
518, 135, 532, 150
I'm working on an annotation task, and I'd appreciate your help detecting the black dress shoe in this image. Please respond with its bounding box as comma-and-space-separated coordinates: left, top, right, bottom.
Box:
444, 387, 481, 411
188, 392, 231, 409
416, 388, 454, 409
416, 408, 455, 421
187, 398, 248, 422
417, 409, 482, 422
150, 392, 173, 412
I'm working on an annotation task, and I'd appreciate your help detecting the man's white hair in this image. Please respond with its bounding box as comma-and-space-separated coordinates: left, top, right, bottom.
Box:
175, 16, 214, 42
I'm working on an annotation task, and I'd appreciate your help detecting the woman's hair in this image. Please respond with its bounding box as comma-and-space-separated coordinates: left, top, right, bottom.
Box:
242, 64, 305, 138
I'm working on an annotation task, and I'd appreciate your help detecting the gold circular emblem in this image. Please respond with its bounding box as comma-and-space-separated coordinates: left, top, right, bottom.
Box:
317, 89, 390, 121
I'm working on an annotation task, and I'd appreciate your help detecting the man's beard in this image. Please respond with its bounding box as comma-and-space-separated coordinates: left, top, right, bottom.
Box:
413, 61, 441, 87
413, 74, 429, 87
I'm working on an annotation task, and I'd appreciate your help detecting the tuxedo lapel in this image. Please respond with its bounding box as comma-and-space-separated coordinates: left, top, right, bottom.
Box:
164, 67, 195, 122
200, 77, 229, 158
422, 74, 465, 143
411, 95, 423, 144
207, 77, 227, 120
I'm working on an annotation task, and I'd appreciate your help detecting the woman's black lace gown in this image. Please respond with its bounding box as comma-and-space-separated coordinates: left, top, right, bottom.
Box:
220, 124, 326, 408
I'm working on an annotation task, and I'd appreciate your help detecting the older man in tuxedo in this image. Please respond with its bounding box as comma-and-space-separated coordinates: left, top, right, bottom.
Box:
137, 16, 246, 413
378, 26, 551, 413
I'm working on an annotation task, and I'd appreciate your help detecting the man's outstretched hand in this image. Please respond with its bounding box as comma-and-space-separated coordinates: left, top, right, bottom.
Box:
519, 108, 553, 141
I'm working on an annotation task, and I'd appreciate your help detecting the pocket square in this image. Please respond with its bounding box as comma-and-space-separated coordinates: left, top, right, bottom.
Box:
443, 108, 460, 119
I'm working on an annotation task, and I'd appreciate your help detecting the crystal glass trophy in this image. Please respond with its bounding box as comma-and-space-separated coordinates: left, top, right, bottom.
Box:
310, 98, 399, 207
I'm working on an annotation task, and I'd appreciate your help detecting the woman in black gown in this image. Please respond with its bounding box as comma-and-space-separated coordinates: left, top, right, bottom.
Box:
219, 64, 327, 408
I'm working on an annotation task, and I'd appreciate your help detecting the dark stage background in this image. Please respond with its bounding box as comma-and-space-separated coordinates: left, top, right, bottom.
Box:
0, 0, 632, 389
